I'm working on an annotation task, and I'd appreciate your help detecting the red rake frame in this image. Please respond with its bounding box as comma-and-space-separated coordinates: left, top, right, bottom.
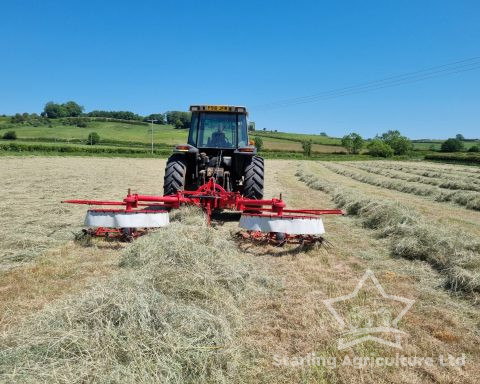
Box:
64, 178, 343, 241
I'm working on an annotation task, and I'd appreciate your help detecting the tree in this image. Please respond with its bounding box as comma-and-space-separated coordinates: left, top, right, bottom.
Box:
341, 132, 364, 154
87, 132, 100, 145
64, 101, 84, 117
2, 131, 17, 140
379, 130, 413, 155
320, 132, 327, 137
456, 134, 465, 141
341, 135, 353, 152
44, 102, 66, 118
174, 119, 184, 129
302, 140, 312, 157
468, 145, 479, 153
253, 136, 263, 151
391, 136, 413, 155
441, 138, 464, 152
166, 111, 191, 129
44, 101, 84, 118
368, 140, 394, 157
144, 113, 166, 125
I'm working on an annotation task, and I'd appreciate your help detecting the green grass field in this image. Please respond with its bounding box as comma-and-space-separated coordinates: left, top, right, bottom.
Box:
0, 120, 185, 146
0, 118, 349, 153
1, 117, 477, 159
253, 131, 342, 145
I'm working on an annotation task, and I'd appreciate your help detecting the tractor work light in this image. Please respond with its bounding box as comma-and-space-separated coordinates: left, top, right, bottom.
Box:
238, 147, 255, 153
174, 145, 191, 152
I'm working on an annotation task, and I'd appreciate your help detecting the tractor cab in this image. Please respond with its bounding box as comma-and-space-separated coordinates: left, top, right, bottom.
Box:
164, 105, 264, 199
187, 105, 251, 152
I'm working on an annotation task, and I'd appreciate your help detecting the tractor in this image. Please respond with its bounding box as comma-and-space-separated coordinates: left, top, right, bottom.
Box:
63, 105, 344, 243
163, 105, 264, 199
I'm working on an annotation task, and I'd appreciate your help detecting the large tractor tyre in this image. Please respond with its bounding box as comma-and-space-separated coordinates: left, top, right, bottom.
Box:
243, 156, 264, 199
163, 155, 188, 195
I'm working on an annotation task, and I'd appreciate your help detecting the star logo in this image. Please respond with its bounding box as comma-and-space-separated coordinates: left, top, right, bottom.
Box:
323, 269, 414, 350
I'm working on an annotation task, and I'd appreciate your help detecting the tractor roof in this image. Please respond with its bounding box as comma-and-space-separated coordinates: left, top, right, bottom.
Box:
189, 105, 248, 114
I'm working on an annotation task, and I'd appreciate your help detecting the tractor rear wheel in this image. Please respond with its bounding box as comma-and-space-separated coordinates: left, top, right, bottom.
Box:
164, 155, 187, 195
243, 156, 264, 199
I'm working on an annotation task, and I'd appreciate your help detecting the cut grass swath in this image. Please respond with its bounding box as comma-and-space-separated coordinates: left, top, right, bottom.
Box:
355, 161, 480, 184
324, 163, 480, 211
0, 207, 280, 383
349, 162, 480, 192
296, 169, 480, 295
369, 160, 480, 177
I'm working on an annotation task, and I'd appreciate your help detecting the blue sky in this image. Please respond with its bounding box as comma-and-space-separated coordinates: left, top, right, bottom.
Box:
0, 0, 478, 139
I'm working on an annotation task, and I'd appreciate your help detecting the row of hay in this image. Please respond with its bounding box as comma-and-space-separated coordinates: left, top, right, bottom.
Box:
420, 159, 480, 174
323, 163, 480, 211
349, 163, 480, 192
378, 161, 480, 179
0, 208, 277, 383
361, 161, 480, 183
425, 153, 480, 165
296, 170, 480, 295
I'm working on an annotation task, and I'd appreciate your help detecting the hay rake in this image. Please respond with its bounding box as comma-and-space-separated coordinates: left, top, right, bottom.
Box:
64, 178, 343, 244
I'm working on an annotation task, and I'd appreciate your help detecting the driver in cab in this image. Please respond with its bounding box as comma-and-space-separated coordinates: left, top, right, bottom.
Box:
208, 123, 230, 147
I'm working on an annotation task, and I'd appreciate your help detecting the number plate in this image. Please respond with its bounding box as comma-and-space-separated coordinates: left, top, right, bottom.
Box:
206, 105, 233, 112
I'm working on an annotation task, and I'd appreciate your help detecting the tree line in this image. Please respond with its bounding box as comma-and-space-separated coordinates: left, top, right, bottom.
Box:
339, 130, 413, 157
37, 101, 191, 129
337, 130, 478, 157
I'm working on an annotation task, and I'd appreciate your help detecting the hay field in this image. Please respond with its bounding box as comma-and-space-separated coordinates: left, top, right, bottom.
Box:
0, 157, 164, 270
1, 157, 480, 383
